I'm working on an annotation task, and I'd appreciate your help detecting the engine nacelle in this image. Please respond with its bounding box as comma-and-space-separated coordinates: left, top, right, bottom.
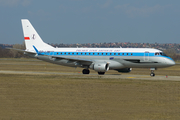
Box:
91, 63, 110, 72
115, 68, 132, 73
49, 56, 56, 61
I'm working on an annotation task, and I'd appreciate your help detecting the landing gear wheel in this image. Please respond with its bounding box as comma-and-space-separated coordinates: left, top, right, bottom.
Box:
150, 73, 155, 77
82, 69, 90, 74
150, 68, 156, 77
98, 72, 105, 75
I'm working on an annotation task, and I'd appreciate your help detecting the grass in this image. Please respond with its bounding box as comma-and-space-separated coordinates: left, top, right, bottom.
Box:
0, 58, 180, 120
0, 58, 179, 76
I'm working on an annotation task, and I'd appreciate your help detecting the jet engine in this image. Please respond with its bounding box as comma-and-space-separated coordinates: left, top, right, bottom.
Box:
91, 63, 110, 72
49, 56, 56, 61
115, 68, 132, 73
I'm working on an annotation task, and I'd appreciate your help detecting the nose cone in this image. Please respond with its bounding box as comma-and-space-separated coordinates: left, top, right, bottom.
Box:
168, 59, 176, 66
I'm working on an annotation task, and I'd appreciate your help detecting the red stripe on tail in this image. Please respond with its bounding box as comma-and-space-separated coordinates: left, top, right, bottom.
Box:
24, 37, 30, 40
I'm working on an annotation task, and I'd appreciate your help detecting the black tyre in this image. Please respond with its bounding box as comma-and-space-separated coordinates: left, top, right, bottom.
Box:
150, 73, 155, 77
98, 72, 105, 75
82, 69, 90, 74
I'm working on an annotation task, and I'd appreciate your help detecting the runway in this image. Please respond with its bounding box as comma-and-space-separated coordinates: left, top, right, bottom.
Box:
0, 70, 180, 81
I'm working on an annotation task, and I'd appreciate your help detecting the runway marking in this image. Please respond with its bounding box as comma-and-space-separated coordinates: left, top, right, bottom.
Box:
0, 70, 180, 81
126, 76, 151, 79
139, 76, 151, 78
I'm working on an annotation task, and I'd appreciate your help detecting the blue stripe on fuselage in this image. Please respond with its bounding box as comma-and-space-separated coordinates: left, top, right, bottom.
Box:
39, 51, 172, 60
43, 52, 149, 56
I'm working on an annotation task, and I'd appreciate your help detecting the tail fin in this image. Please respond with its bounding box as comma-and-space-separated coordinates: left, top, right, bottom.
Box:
21, 19, 54, 52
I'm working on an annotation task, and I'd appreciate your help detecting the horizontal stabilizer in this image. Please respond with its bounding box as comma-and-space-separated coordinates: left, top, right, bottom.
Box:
6, 48, 36, 54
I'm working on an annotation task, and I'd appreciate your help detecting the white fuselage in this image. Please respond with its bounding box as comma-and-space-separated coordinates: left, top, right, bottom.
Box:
34, 47, 175, 69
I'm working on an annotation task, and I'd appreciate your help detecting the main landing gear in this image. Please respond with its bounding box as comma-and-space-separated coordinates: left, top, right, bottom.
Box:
82, 69, 90, 74
150, 68, 156, 77
82, 69, 105, 75
98, 72, 105, 75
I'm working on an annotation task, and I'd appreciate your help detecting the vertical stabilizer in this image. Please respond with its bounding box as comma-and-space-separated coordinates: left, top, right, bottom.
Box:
21, 19, 54, 52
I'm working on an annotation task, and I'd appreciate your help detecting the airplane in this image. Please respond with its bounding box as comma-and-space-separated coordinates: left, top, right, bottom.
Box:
11, 19, 176, 77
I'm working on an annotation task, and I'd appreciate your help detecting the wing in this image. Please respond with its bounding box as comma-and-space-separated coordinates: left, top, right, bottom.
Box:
51, 55, 93, 65
36, 46, 93, 66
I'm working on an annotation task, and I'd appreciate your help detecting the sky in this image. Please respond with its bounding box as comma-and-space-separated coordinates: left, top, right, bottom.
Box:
0, 0, 180, 44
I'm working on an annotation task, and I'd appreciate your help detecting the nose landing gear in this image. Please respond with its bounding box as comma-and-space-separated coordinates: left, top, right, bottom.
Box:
150, 68, 156, 77
150, 71, 155, 77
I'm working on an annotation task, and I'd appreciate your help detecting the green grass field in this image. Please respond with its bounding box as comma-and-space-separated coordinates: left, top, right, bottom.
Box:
0, 58, 180, 120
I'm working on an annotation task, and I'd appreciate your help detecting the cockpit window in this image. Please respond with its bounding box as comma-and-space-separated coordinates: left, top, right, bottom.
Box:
155, 52, 168, 56
155, 52, 159, 55
160, 52, 168, 56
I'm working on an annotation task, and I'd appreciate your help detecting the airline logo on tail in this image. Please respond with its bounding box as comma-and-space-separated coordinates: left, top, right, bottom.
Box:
24, 34, 36, 40
32, 34, 36, 40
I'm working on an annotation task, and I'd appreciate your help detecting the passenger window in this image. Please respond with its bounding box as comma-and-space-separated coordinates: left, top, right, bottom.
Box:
131, 53, 133, 55
127, 53, 128, 55
118, 53, 120, 55
122, 53, 124, 55
106, 53, 108, 55
110, 53, 112, 55
114, 53, 116, 55
93, 53, 95, 55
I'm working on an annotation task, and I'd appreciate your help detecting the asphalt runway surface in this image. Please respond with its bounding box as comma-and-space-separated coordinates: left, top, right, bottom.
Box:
0, 70, 179, 81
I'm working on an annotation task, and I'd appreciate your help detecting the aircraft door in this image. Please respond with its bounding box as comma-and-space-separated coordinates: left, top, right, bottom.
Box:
144, 51, 149, 61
